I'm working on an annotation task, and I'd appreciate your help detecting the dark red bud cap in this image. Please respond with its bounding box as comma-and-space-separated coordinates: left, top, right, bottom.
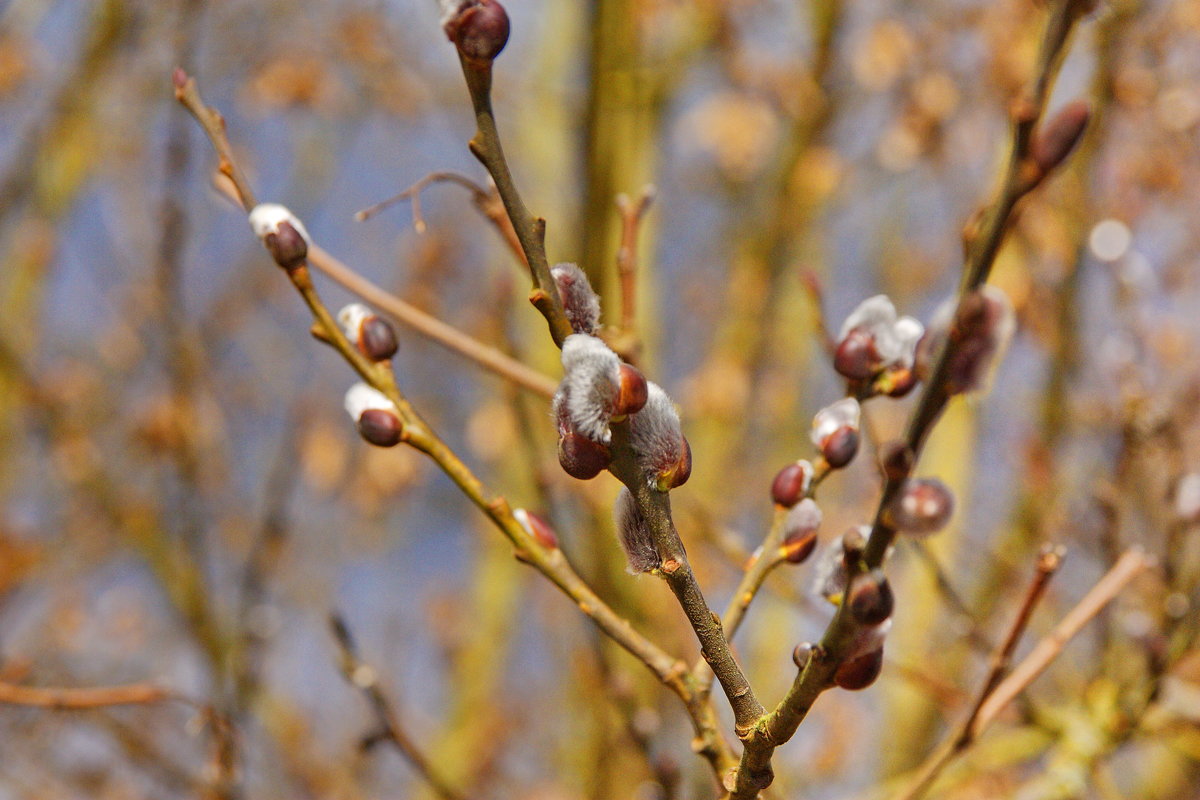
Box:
616, 363, 648, 416
888, 477, 955, 535
834, 328, 883, 380
360, 316, 398, 361
265, 221, 308, 270
357, 408, 402, 447
879, 441, 915, 481
519, 509, 558, 550
771, 461, 812, 508
669, 436, 692, 489
834, 647, 884, 690
792, 642, 814, 669
558, 431, 611, 480
1032, 100, 1090, 176
822, 426, 859, 469
848, 569, 894, 626
444, 0, 510, 64
781, 530, 818, 564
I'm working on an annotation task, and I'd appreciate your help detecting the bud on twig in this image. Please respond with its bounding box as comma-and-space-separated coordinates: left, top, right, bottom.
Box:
551, 263, 602, 336
557, 430, 611, 480
833, 296, 923, 388
616, 363, 648, 418
442, 0, 510, 65
514, 508, 558, 550
344, 383, 403, 447
812, 528, 868, 604
917, 286, 1014, 395
614, 487, 659, 574
1030, 100, 1090, 178
886, 477, 955, 535
781, 499, 822, 564
847, 569, 894, 626
629, 382, 690, 491
249, 203, 310, 270
834, 646, 884, 691
812, 398, 861, 469
558, 334, 623, 444
337, 303, 399, 361
792, 642, 814, 670
771, 460, 814, 508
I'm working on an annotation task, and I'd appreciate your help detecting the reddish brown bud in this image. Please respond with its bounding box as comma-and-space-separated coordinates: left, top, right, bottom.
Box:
834, 328, 883, 380
357, 408, 402, 447
887, 477, 955, 536
558, 431, 611, 480
265, 221, 308, 270
822, 426, 859, 469
841, 526, 867, 565
172, 67, 188, 90
514, 508, 558, 550
877, 366, 918, 397
782, 530, 818, 564
879, 441, 915, 481
360, 316, 398, 361
1031, 101, 1090, 176
667, 436, 692, 489
616, 363, 648, 417
771, 460, 813, 508
848, 569, 894, 626
834, 646, 883, 690
443, 0, 510, 64
792, 642, 814, 669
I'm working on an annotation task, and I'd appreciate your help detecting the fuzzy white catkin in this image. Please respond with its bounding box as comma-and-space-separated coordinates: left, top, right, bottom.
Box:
560, 334, 621, 443
248, 203, 311, 244
840, 294, 924, 369
784, 498, 823, 538
614, 487, 659, 574
811, 397, 860, 447
337, 303, 372, 340
344, 382, 396, 420
628, 382, 684, 486
551, 263, 602, 335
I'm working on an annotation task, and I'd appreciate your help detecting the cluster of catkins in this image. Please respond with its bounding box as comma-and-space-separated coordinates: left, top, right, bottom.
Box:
549, 264, 692, 574
767, 288, 1012, 690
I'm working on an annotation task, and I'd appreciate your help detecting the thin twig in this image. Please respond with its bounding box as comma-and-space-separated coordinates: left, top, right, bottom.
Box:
891, 544, 1066, 800
971, 547, 1150, 735
209, 176, 557, 399
355, 171, 526, 266
614, 186, 656, 353
330, 614, 468, 800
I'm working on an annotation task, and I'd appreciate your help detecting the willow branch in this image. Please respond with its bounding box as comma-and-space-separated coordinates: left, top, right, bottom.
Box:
891, 545, 1066, 800
728, 3, 1091, 796
175, 70, 717, 772
330, 614, 468, 800
208, 175, 556, 399
455, 56, 572, 345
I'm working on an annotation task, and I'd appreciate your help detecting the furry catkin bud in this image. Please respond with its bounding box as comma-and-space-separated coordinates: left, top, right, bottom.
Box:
614, 488, 659, 574
551, 263, 601, 335
887, 477, 955, 536
918, 286, 1014, 395
337, 303, 398, 361
812, 529, 867, 603
834, 646, 884, 691
514, 508, 558, 549
1031, 101, 1090, 177
834, 296, 924, 382
781, 499, 822, 564
834, 328, 883, 380
812, 398, 861, 468
345, 382, 402, 446
249, 203, 311, 270
771, 460, 814, 508
628, 382, 689, 490
559, 334, 622, 443
442, 0, 510, 64
848, 569, 894, 626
